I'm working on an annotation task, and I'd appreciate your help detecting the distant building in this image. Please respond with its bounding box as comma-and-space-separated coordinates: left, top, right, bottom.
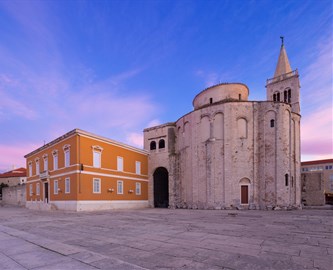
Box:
144, 40, 301, 210
0, 167, 26, 201
24, 129, 148, 211
301, 159, 333, 205
0, 167, 26, 186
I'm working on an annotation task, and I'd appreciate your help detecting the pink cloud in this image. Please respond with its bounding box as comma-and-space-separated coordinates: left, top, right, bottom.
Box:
301, 106, 333, 157
126, 132, 144, 148
0, 143, 40, 172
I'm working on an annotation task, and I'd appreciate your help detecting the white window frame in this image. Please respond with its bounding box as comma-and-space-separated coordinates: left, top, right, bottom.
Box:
117, 156, 123, 171
54, 180, 58, 195
52, 150, 58, 170
65, 178, 70, 194
93, 178, 101, 194
93, 151, 101, 168
135, 182, 141, 195
135, 161, 141, 175
64, 150, 70, 167
117, 180, 123, 194
63, 144, 71, 168
35, 159, 40, 175
43, 155, 48, 171
36, 183, 40, 196
29, 184, 33, 196
28, 162, 32, 177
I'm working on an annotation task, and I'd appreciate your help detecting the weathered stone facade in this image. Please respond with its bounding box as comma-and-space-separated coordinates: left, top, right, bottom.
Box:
144, 43, 301, 210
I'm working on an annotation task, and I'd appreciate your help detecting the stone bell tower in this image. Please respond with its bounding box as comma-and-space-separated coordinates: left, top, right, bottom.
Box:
266, 37, 301, 114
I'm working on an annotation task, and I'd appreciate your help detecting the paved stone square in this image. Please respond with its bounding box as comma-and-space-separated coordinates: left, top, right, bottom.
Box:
0, 205, 332, 270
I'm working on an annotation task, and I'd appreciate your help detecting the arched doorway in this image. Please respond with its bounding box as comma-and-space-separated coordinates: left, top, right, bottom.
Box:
153, 167, 169, 208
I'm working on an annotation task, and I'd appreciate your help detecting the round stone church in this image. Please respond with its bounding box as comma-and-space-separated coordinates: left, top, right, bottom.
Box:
144, 41, 301, 210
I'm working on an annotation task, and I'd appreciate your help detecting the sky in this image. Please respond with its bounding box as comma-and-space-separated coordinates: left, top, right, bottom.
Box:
0, 0, 332, 172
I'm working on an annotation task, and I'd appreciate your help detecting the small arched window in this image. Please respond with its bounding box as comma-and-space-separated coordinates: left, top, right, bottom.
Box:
277, 92, 280, 102
159, 139, 165, 149
209, 98, 213, 104
270, 119, 275, 128
273, 94, 276, 102
150, 141, 156, 150
285, 174, 289, 186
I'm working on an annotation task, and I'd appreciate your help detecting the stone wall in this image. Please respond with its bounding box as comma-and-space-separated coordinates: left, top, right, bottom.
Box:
301, 172, 325, 206
2, 184, 26, 206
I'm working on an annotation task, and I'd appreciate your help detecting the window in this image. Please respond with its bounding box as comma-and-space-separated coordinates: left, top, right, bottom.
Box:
284, 90, 287, 102
150, 141, 156, 150
209, 98, 213, 104
65, 178, 70, 194
285, 174, 289, 186
277, 92, 280, 102
36, 183, 40, 196
93, 151, 101, 168
28, 162, 32, 177
52, 150, 58, 170
92, 145, 103, 168
330, 175, 333, 191
29, 184, 33, 196
63, 145, 71, 167
54, 180, 58, 195
64, 150, 70, 167
136, 161, 141, 175
270, 119, 275, 128
135, 182, 141, 195
117, 180, 123, 194
325, 165, 333, 170
273, 94, 276, 102
35, 159, 40, 175
93, 178, 101, 193
239, 94, 241, 100
159, 139, 165, 149
43, 155, 48, 171
288, 89, 291, 103
117, 156, 123, 171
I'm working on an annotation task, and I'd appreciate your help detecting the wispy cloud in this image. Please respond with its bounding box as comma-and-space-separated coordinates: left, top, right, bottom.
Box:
126, 132, 144, 148
301, 106, 333, 157
0, 143, 40, 172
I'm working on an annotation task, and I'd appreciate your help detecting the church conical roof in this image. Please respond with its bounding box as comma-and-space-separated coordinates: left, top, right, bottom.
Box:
274, 42, 292, 77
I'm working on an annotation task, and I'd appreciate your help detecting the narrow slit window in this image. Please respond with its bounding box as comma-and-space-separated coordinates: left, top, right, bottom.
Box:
273, 94, 276, 102
209, 98, 213, 104
270, 119, 275, 128
285, 174, 289, 186
277, 92, 280, 102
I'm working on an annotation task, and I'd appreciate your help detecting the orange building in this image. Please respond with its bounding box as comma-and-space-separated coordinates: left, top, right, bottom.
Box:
24, 129, 148, 211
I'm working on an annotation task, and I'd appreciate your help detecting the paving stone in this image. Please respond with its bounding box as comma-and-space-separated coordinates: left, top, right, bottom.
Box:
0, 206, 332, 270
0, 252, 26, 270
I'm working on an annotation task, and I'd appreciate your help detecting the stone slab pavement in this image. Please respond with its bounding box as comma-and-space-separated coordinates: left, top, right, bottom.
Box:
0, 205, 332, 270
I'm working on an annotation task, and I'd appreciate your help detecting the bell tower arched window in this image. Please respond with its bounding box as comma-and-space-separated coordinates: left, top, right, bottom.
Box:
158, 139, 165, 149
150, 141, 156, 150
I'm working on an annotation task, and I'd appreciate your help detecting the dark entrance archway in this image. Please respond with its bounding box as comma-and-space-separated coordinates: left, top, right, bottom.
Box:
153, 167, 169, 208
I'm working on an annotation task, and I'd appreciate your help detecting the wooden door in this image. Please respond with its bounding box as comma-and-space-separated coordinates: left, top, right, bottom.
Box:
241, 185, 248, 204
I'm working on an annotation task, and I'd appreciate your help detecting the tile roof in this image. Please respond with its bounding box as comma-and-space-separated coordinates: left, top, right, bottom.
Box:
0, 167, 27, 178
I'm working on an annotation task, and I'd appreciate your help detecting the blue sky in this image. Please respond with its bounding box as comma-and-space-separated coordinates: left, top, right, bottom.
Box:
0, 0, 332, 171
